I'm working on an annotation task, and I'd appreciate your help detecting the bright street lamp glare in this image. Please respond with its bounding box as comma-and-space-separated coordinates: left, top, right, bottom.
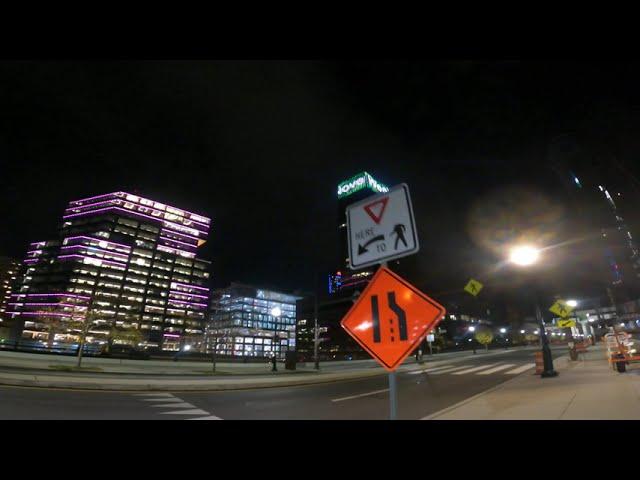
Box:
500, 328, 507, 333
509, 246, 540, 266
520, 330, 525, 334
468, 326, 475, 332
566, 300, 578, 308
270, 306, 282, 317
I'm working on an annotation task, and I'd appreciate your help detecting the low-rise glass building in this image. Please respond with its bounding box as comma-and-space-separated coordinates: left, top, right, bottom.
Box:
207, 284, 300, 359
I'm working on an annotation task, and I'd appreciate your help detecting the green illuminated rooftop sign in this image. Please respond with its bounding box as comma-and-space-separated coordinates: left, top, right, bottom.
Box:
337, 172, 389, 198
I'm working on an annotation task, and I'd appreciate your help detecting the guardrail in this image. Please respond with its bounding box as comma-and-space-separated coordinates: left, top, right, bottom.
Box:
0, 339, 102, 356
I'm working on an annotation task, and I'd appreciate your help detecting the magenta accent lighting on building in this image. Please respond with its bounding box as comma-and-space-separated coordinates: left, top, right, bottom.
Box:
13, 191, 212, 353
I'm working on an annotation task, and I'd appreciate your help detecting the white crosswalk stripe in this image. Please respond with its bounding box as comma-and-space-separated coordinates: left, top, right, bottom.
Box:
141, 397, 187, 402
506, 363, 535, 374
452, 363, 501, 375
429, 365, 472, 375
150, 402, 197, 409
159, 409, 210, 416
407, 365, 454, 375
133, 393, 174, 397
134, 393, 223, 420
408, 362, 537, 377
477, 364, 516, 375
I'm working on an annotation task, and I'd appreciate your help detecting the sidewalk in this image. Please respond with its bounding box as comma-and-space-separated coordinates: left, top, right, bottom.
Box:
0, 346, 534, 391
425, 345, 640, 420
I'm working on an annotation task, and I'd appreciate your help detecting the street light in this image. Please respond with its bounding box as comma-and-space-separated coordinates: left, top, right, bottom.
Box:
500, 328, 507, 333
509, 244, 557, 378
509, 245, 539, 266
271, 305, 282, 372
566, 299, 578, 308
468, 326, 476, 332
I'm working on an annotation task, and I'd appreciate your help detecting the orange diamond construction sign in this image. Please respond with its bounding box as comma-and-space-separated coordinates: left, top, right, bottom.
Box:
341, 266, 446, 371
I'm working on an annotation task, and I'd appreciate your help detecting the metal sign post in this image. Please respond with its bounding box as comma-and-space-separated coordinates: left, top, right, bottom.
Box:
340, 183, 445, 420
388, 371, 398, 420
381, 261, 398, 421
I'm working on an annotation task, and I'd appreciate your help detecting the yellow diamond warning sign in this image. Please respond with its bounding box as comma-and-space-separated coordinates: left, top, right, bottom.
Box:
549, 300, 574, 318
464, 279, 483, 296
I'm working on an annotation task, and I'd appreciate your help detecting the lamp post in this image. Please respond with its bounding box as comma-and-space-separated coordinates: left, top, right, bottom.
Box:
270, 306, 281, 372
509, 245, 557, 378
468, 325, 476, 354
500, 327, 509, 349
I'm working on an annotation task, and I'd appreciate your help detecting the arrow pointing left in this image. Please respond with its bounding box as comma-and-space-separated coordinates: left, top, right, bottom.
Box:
358, 234, 385, 255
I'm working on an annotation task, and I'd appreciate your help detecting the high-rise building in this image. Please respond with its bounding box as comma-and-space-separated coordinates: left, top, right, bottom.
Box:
206, 284, 299, 359
549, 138, 640, 305
334, 171, 390, 292
6, 192, 212, 352
297, 172, 391, 361
0, 257, 20, 324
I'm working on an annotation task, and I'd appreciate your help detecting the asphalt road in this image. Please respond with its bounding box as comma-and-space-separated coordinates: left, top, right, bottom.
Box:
0, 346, 565, 419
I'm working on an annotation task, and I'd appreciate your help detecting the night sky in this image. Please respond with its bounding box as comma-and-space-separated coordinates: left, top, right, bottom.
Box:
2, 61, 640, 300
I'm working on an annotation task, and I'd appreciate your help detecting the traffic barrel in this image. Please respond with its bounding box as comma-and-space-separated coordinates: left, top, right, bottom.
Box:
535, 351, 544, 375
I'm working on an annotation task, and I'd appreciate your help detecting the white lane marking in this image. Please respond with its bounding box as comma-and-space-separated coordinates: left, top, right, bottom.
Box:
141, 397, 185, 402
159, 409, 210, 415
151, 402, 197, 409
133, 393, 175, 397
407, 365, 453, 375
187, 415, 223, 420
429, 365, 472, 375
477, 364, 515, 375
331, 389, 390, 403
505, 363, 535, 374
452, 363, 501, 375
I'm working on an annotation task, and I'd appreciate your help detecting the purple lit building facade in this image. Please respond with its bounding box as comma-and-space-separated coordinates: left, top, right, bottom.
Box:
7, 192, 211, 352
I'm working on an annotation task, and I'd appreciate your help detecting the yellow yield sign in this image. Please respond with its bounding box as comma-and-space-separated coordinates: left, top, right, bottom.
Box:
557, 319, 576, 328
464, 279, 483, 296
549, 300, 574, 318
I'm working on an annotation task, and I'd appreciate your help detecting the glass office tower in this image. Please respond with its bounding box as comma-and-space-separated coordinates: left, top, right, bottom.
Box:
0, 257, 20, 323
6, 192, 211, 352
207, 284, 299, 359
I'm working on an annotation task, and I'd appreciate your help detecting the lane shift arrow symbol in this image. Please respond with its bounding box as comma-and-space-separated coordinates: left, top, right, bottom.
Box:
358, 234, 385, 255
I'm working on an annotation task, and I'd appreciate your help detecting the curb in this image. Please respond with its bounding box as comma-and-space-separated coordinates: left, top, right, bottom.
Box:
422, 354, 572, 420
0, 367, 399, 392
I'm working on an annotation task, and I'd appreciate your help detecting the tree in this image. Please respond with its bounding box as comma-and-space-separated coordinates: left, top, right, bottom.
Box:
66, 311, 100, 368
44, 313, 64, 349
207, 329, 230, 373
474, 328, 494, 351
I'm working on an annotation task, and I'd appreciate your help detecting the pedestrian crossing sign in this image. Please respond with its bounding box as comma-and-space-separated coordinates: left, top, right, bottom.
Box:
464, 279, 483, 296
556, 319, 576, 328
549, 300, 574, 318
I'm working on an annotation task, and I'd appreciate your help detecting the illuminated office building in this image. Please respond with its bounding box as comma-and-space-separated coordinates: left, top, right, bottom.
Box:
297, 172, 389, 361
6, 192, 211, 351
332, 171, 388, 294
207, 284, 299, 359
0, 257, 20, 322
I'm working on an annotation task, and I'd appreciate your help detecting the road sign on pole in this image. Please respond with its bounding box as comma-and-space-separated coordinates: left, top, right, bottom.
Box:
556, 319, 576, 328
346, 184, 419, 270
549, 300, 574, 318
464, 278, 483, 296
341, 266, 446, 371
